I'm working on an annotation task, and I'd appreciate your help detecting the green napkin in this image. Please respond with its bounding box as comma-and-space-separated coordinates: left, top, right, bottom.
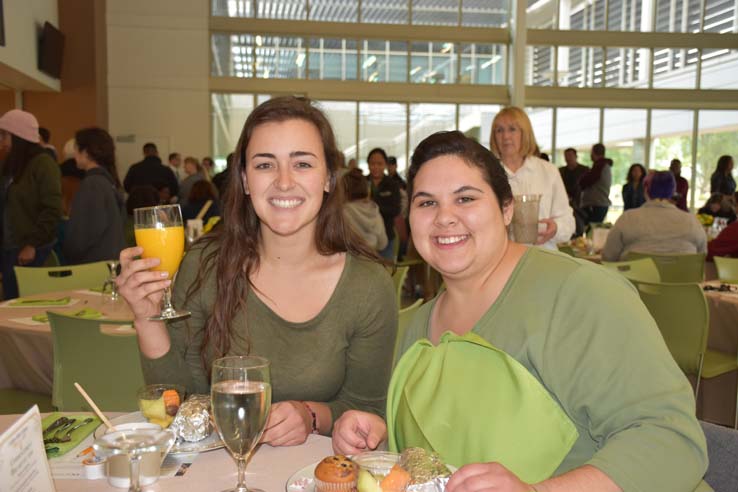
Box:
42, 413, 101, 458
10, 296, 71, 306
32, 308, 104, 323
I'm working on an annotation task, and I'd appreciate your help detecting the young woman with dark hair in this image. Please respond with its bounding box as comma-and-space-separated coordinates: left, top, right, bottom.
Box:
710, 155, 736, 196
117, 96, 396, 447
0, 109, 61, 299
333, 131, 709, 492
62, 127, 126, 264
622, 163, 647, 210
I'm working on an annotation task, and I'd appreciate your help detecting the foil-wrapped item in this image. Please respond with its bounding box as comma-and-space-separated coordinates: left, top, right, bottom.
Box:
407, 476, 450, 492
169, 394, 212, 442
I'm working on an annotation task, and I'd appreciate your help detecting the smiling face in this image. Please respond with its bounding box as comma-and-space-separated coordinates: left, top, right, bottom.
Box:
409, 155, 513, 279
368, 152, 387, 180
242, 119, 330, 240
492, 115, 523, 161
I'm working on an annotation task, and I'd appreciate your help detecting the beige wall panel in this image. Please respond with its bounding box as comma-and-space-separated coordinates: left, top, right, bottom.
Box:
107, 0, 209, 178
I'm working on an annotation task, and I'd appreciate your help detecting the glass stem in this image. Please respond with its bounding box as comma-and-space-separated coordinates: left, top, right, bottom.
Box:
128, 454, 142, 492
161, 286, 174, 313
236, 457, 248, 492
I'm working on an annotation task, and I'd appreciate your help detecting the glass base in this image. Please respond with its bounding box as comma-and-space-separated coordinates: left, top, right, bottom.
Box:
148, 308, 191, 321
222, 488, 265, 492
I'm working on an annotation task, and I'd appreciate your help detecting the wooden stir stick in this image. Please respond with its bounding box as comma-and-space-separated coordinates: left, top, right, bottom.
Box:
74, 382, 115, 430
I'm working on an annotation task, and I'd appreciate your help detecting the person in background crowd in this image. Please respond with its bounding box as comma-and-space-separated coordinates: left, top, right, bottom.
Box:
0, 109, 62, 299
167, 152, 183, 182
707, 218, 738, 259
698, 193, 737, 224
670, 158, 689, 211
341, 168, 388, 252
63, 127, 126, 264
710, 155, 736, 196
387, 156, 407, 190
558, 148, 589, 237
117, 96, 396, 447
124, 185, 160, 247
38, 127, 57, 161
58, 138, 84, 217
178, 156, 206, 207
123, 142, 179, 200
201, 156, 215, 178
580, 143, 612, 224
182, 180, 220, 224
602, 171, 706, 261
622, 163, 647, 211
367, 147, 402, 260
211, 152, 232, 198
489, 106, 574, 249
347, 157, 359, 170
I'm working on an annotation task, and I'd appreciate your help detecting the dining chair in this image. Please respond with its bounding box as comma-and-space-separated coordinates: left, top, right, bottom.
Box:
393, 298, 424, 366
14, 260, 111, 297
49, 312, 144, 411
0, 388, 54, 414
630, 280, 737, 405
713, 256, 738, 284
601, 258, 661, 283
625, 252, 706, 283
391, 266, 410, 308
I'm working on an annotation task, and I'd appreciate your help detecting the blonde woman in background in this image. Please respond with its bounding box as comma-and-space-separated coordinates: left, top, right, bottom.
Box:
490, 107, 574, 249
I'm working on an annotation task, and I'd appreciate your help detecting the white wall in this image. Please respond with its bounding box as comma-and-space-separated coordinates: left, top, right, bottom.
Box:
106, 0, 209, 178
0, 0, 61, 91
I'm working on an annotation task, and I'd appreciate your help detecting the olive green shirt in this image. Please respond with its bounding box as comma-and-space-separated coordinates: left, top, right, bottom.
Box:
141, 243, 398, 426
397, 248, 709, 492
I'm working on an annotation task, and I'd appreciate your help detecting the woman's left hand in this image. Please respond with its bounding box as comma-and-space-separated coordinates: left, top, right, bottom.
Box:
446, 463, 533, 492
260, 401, 312, 447
17, 245, 36, 265
536, 218, 557, 245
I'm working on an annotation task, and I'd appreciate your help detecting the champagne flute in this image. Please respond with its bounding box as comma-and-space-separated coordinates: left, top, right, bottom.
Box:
211, 356, 271, 492
133, 204, 190, 320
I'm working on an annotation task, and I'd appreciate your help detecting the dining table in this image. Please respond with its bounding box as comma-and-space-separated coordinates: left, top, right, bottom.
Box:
0, 290, 133, 395
0, 411, 334, 491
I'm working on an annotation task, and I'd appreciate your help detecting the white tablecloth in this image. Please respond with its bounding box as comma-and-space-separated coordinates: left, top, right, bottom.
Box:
0, 412, 334, 491
0, 291, 133, 394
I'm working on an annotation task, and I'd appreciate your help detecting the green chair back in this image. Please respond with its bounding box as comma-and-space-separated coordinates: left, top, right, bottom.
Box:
15, 261, 111, 297
625, 252, 705, 283
391, 266, 409, 307
714, 256, 738, 283
393, 299, 424, 366
0, 389, 54, 414
49, 312, 144, 411
601, 258, 661, 283
630, 280, 708, 384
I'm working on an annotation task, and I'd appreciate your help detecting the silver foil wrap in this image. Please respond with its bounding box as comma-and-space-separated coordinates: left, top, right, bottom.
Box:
170, 394, 211, 442
407, 477, 450, 492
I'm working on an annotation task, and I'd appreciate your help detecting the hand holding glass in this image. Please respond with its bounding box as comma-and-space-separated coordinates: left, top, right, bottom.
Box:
212, 356, 271, 492
133, 204, 190, 320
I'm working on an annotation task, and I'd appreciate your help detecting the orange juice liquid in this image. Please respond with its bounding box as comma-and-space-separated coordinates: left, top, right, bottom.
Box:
135, 226, 185, 277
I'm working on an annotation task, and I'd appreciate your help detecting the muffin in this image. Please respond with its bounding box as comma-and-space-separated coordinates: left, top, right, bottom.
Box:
314, 455, 359, 492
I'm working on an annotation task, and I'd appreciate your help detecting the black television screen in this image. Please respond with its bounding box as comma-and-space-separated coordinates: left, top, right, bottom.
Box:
38, 21, 64, 78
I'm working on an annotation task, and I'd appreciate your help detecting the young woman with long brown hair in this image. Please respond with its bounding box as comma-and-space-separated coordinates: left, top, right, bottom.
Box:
117, 96, 397, 446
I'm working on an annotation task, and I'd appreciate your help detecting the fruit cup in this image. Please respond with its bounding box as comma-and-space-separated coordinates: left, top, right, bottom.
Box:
136, 384, 185, 428
354, 451, 410, 492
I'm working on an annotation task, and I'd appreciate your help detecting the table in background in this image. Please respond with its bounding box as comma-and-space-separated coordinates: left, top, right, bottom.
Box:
0, 412, 333, 491
0, 291, 133, 395
698, 283, 738, 426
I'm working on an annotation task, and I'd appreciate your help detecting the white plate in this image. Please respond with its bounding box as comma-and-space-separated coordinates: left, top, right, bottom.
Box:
284, 458, 456, 492
93, 411, 224, 454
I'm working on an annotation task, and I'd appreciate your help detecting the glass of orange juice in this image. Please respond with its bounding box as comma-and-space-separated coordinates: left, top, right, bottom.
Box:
133, 204, 190, 321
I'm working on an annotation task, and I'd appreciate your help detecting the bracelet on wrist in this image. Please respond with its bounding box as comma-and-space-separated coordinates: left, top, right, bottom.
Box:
300, 401, 319, 434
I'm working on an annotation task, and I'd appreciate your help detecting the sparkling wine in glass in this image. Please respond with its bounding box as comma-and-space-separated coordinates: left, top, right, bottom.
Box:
211, 356, 271, 492
133, 204, 190, 321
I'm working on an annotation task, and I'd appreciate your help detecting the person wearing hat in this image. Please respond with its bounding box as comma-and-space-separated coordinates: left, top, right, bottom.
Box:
0, 109, 62, 299
602, 170, 706, 262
